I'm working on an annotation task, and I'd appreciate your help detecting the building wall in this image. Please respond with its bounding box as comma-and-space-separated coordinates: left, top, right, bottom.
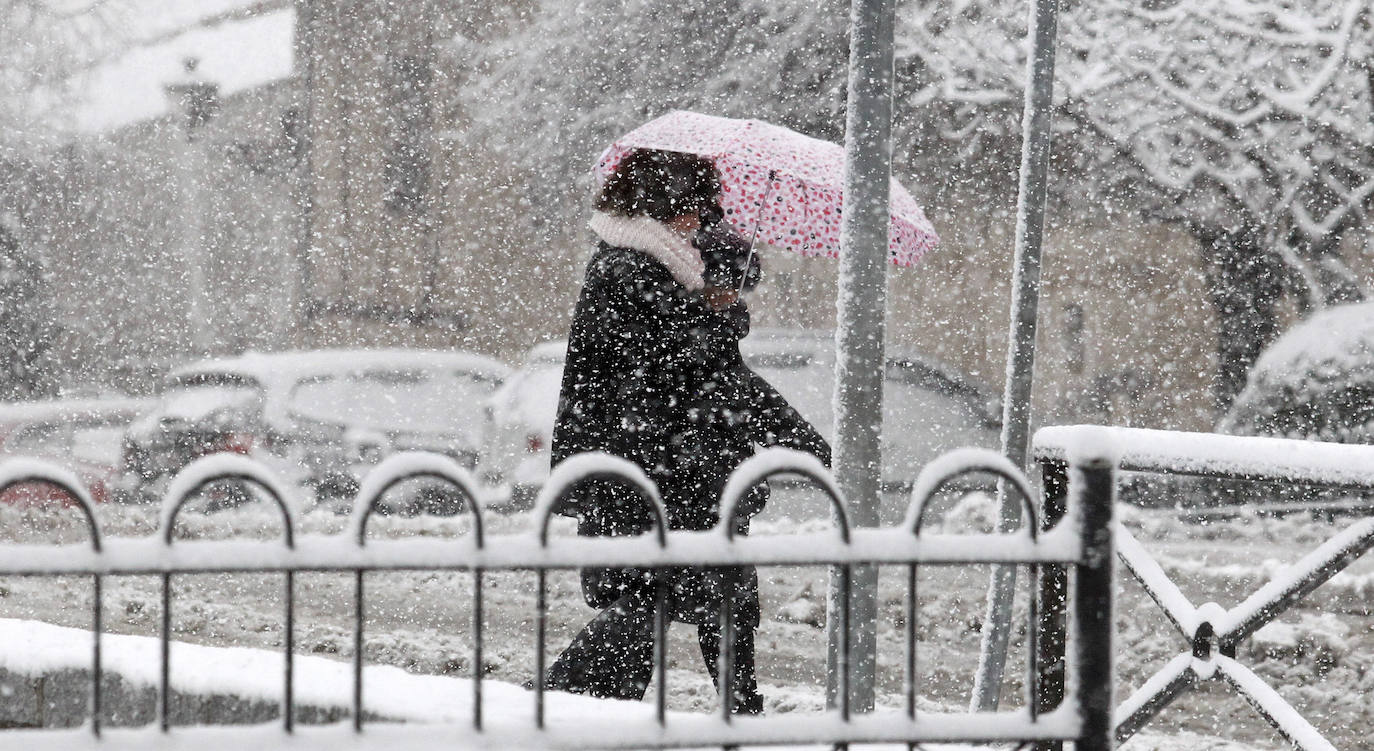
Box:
19, 0, 1368, 433
21, 79, 301, 389
695, 187, 1221, 432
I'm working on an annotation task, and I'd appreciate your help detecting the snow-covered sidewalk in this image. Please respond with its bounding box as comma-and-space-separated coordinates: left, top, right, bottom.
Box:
1, 617, 1262, 750
2, 618, 1076, 750
0, 617, 645, 726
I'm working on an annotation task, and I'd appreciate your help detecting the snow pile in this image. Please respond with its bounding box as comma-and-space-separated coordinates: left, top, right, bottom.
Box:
1221, 302, 1374, 444
935, 492, 998, 534
773, 581, 825, 628
1247, 614, 1350, 676
0, 617, 654, 728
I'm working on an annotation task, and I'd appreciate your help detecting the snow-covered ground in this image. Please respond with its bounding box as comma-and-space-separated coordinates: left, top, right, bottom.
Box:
0, 488, 1369, 749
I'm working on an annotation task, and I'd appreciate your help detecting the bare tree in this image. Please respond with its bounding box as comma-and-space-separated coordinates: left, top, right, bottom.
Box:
463, 0, 1373, 411
0, 0, 129, 150
0, 220, 60, 400
1072, 0, 1371, 408
458, 0, 849, 208
902, 0, 1374, 410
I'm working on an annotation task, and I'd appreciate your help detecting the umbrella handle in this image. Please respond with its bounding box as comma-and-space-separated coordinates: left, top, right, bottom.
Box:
740, 170, 777, 295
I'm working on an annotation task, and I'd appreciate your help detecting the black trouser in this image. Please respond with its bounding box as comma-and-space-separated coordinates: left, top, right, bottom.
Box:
544, 582, 764, 714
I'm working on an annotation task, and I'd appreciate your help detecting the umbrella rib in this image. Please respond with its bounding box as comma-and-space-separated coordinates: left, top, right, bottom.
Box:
741, 170, 777, 294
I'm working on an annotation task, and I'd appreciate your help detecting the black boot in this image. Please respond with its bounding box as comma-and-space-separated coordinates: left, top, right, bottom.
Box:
699, 621, 765, 715
545, 588, 657, 701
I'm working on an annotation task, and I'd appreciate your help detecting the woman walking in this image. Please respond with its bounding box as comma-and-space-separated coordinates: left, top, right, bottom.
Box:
546, 149, 828, 714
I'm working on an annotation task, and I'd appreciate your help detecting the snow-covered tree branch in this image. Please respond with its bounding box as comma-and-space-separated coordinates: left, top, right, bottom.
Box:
460, 0, 1372, 412
0, 0, 128, 151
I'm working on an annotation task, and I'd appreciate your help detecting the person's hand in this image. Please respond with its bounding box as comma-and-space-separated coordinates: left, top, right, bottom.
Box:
704, 285, 740, 311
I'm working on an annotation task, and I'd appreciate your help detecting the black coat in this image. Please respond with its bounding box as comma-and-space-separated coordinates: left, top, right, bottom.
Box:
676, 299, 832, 529
552, 242, 830, 625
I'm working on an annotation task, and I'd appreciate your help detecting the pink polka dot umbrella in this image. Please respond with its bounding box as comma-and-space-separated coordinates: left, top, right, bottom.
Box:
595, 110, 939, 267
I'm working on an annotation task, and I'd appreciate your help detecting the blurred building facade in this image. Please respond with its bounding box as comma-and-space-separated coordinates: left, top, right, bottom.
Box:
8, 0, 1367, 430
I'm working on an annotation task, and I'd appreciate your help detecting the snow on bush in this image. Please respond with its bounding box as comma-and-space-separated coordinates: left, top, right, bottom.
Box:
1247, 614, 1351, 678
935, 491, 998, 534
1222, 302, 1374, 444
774, 580, 825, 628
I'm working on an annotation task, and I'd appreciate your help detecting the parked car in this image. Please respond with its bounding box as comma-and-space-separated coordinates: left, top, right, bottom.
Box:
114, 350, 508, 510
477, 329, 1001, 519
286, 355, 509, 512
0, 397, 153, 507
476, 340, 567, 510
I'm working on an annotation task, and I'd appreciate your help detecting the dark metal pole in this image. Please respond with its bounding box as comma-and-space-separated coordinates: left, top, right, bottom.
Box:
1073, 456, 1117, 750
1034, 459, 1069, 751
974, 0, 1062, 711
827, 0, 895, 713
292, 0, 317, 343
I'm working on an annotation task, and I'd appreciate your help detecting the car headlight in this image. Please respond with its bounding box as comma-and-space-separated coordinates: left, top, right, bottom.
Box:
355, 442, 384, 465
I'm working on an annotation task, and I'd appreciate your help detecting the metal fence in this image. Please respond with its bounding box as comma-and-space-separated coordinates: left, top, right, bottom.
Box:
0, 444, 1117, 750
1034, 425, 1374, 751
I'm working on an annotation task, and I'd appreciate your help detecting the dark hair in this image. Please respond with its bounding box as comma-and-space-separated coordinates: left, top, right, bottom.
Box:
596, 149, 721, 221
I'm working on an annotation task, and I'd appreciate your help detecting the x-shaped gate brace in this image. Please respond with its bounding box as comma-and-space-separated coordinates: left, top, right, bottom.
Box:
1032, 425, 1374, 751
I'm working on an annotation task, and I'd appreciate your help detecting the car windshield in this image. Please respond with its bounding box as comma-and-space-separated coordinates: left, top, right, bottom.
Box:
5, 421, 65, 457
505, 366, 563, 430
288, 368, 501, 443
71, 422, 127, 466
744, 344, 996, 482
159, 373, 265, 425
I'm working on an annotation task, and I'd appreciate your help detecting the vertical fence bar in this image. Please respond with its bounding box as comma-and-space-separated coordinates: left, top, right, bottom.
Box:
473, 567, 484, 730
720, 581, 735, 723
905, 563, 917, 721
839, 563, 852, 723
160, 572, 171, 732
1027, 562, 1041, 720
833, 562, 853, 751
283, 570, 294, 732
353, 570, 364, 731
536, 568, 547, 729
1035, 459, 1069, 751
1073, 456, 1116, 751
654, 577, 667, 727
91, 574, 102, 736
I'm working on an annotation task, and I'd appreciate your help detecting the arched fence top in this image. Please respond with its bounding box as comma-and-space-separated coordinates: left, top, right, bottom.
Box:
904, 448, 1037, 538
532, 453, 667, 547
718, 448, 848, 542
346, 451, 486, 547
0, 457, 103, 551
159, 454, 299, 547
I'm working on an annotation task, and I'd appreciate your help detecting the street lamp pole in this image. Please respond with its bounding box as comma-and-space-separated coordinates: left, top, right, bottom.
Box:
828, 0, 895, 713
972, 0, 1062, 711
164, 57, 219, 356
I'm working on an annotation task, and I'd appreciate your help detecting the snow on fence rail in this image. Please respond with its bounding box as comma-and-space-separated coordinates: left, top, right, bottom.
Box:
0, 445, 1118, 750
1034, 425, 1374, 751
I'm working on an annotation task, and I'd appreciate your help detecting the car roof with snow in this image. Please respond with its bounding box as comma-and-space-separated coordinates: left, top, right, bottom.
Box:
524, 340, 568, 366
168, 349, 510, 388
163, 349, 511, 429
0, 396, 155, 426
744, 328, 1000, 421
509, 329, 999, 427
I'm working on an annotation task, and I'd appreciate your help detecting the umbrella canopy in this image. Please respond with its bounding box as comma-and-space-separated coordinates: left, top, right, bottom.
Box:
595, 110, 939, 267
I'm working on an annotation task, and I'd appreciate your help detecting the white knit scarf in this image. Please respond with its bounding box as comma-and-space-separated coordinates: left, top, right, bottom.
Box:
588, 211, 704, 291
